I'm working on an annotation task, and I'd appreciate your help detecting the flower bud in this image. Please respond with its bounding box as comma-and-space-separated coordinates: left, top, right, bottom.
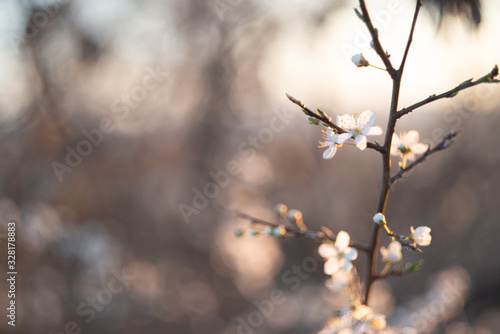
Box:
273, 225, 286, 237
411, 226, 432, 246
248, 229, 257, 236
286, 209, 303, 223
373, 213, 386, 226
274, 203, 288, 218
351, 53, 369, 67
380, 241, 402, 263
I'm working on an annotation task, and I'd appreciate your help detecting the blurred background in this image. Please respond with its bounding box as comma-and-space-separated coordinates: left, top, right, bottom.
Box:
0, 0, 499, 333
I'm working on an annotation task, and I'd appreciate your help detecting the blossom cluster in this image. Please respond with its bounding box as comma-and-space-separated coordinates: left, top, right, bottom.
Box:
316, 216, 432, 332
319, 111, 382, 159
318, 231, 358, 290
318, 231, 387, 333
320, 113, 428, 167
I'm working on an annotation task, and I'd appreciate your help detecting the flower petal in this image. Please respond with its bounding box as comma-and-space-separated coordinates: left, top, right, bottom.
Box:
343, 247, 358, 261
403, 130, 420, 146
337, 132, 351, 144
326, 130, 337, 142
353, 305, 373, 321
390, 134, 402, 156
411, 143, 429, 155
413, 226, 432, 246
363, 126, 383, 136
392, 133, 401, 147
324, 258, 340, 275
337, 114, 356, 130
323, 145, 337, 159
335, 231, 351, 251
318, 243, 337, 258
342, 260, 353, 273
381, 241, 402, 263
355, 134, 367, 150
357, 110, 375, 129
325, 271, 350, 292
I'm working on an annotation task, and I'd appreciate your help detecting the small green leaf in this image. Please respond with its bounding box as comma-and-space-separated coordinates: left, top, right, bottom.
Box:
307, 116, 320, 125
404, 260, 424, 273
459, 78, 473, 86
317, 108, 327, 118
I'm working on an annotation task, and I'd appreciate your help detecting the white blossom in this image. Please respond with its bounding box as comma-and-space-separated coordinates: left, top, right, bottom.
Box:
318, 231, 358, 275
319, 130, 343, 159
336, 111, 383, 150
411, 226, 432, 246
391, 131, 429, 162
380, 241, 402, 263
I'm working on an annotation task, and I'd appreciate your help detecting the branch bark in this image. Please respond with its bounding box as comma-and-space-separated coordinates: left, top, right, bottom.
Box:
396, 65, 499, 119
364, 0, 422, 304
286, 93, 385, 153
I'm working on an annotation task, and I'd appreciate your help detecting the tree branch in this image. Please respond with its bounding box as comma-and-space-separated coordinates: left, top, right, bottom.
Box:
399, 0, 422, 72
286, 93, 385, 153
390, 130, 460, 185
236, 211, 371, 253
396, 65, 499, 119
358, 0, 397, 79
364, 0, 425, 304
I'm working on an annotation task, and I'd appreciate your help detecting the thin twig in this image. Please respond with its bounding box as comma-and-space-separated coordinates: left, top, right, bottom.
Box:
286, 93, 344, 133
236, 211, 371, 252
383, 230, 422, 253
358, 0, 397, 79
286, 93, 385, 153
399, 0, 422, 72
396, 65, 500, 119
390, 130, 460, 185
